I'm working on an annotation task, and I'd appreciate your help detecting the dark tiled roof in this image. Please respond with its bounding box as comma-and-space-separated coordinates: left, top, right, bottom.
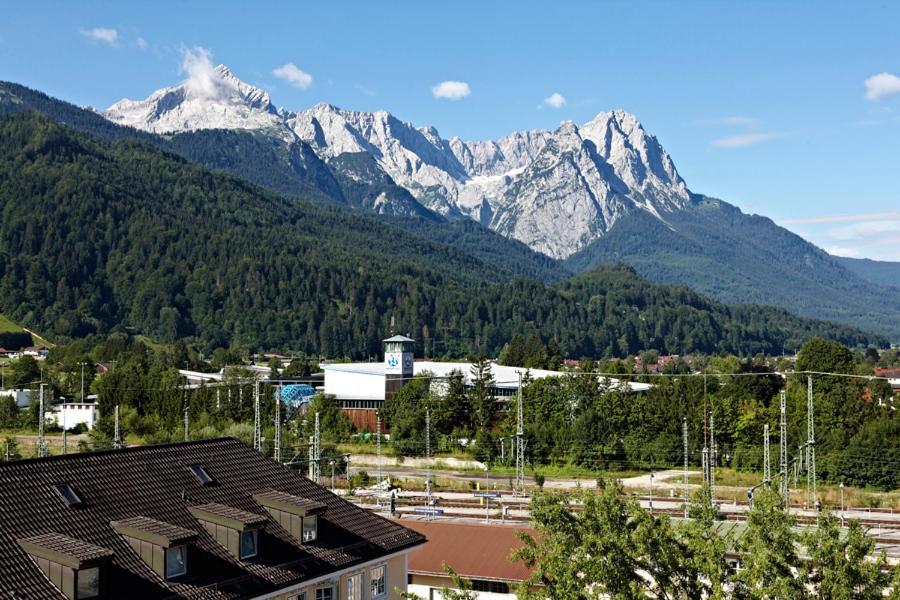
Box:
110, 516, 199, 548
17, 533, 114, 568
253, 490, 328, 516
189, 502, 268, 530
0, 437, 424, 599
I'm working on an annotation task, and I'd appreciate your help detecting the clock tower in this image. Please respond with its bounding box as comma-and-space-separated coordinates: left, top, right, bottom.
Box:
384, 335, 415, 400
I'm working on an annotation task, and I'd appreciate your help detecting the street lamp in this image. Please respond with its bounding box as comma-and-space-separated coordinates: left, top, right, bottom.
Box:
840, 482, 845, 527
330, 460, 336, 492
649, 473, 654, 515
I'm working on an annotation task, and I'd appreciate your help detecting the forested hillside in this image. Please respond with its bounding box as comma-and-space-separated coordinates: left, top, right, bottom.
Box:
0, 112, 885, 357
835, 256, 900, 290
567, 196, 900, 339
0, 81, 565, 283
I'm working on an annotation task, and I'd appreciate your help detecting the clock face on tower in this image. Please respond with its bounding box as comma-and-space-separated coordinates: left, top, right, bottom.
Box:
403, 355, 413, 369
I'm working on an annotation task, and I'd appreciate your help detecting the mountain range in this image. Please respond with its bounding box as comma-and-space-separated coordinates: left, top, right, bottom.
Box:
2, 109, 881, 358
3, 65, 900, 340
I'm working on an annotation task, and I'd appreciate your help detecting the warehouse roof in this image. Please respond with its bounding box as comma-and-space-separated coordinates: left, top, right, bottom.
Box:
401, 519, 534, 583
0, 438, 424, 599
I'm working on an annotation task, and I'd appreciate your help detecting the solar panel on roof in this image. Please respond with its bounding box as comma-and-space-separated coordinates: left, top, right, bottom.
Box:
53, 483, 82, 507
188, 464, 214, 485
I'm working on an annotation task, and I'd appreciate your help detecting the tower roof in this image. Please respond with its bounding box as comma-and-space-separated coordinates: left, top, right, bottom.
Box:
383, 335, 415, 343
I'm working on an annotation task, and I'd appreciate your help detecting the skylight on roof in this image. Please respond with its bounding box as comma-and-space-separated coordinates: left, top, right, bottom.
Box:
54, 483, 83, 507
188, 464, 214, 486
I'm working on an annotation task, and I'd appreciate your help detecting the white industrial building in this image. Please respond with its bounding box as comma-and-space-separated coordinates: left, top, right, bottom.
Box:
0, 388, 33, 409
48, 401, 99, 431
320, 335, 650, 431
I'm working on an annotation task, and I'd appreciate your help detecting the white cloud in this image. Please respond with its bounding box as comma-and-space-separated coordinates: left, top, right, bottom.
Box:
180, 46, 228, 100
136, 37, 147, 49
543, 92, 566, 109
781, 210, 900, 225
711, 131, 783, 148
432, 80, 471, 101
864, 72, 900, 101
272, 63, 313, 90
80, 27, 118, 46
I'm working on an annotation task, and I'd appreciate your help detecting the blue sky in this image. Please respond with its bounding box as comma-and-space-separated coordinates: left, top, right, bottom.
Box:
3, 1, 900, 260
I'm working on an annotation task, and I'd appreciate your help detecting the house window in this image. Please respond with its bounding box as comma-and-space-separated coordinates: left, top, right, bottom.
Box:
370, 564, 387, 598
165, 545, 187, 579
471, 580, 510, 593
347, 573, 363, 600
289, 593, 307, 600
239, 530, 258, 559
76, 566, 101, 599
302, 515, 317, 542
315, 586, 334, 600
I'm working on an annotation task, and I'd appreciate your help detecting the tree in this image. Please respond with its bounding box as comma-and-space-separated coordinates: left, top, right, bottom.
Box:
469, 357, 495, 431
797, 338, 855, 374
8, 356, 41, 387
303, 394, 353, 444
802, 513, 889, 599
681, 486, 732, 599
512, 482, 700, 599
732, 487, 806, 599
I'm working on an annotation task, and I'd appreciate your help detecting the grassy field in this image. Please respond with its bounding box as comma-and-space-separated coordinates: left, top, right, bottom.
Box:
685, 467, 900, 510
0, 314, 22, 333
0, 313, 52, 347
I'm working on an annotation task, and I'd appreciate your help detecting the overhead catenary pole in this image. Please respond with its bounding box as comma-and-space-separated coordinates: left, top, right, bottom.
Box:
779, 390, 789, 503
709, 412, 717, 504
37, 384, 47, 458
763, 423, 771, 484
807, 375, 816, 508
425, 406, 432, 519
683, 416, 689, 518
113, 404, 122, 449
253, 380, 261, 451
376, 412, 383, 508
515, 373, 526, 497
274, 386, 282, 462
183, 387, 189, 443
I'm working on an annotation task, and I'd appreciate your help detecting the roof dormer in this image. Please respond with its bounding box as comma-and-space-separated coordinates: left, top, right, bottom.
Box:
188, 503, 267, 561
111, 516, 198, 580
18, 533, 113, 599
253, 489, 327, 544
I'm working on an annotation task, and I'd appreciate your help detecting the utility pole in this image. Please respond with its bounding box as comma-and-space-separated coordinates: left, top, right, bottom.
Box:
113, 405, 122, 449
763, 424, 771, 484
682, 416, 689, 518
274, 386, 282, 462
425, 406, 432, 519
779, 390, 788, 503
515, 373, 526, 496
807, 375, 816, 508
38, 384, 47, 458
253, 380, 261, 452
216, 388, 220, 412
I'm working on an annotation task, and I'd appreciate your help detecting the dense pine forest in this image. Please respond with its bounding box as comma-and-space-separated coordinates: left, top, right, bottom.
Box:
0, 112, 886, 358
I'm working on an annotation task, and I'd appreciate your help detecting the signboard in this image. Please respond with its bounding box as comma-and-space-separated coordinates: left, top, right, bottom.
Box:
473, 492, 502, 499
414, 508, 444, 515
385, 351, 413, 375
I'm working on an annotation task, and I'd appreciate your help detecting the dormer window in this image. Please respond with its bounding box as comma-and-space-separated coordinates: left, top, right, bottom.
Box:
17, 533, 113, 600
302, 514, 318, 542
188, 503, 267, 561
252, 489, 326, 546
110, 516, 197, 581
239, 530, 258, 559
165, 546, 187, 578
